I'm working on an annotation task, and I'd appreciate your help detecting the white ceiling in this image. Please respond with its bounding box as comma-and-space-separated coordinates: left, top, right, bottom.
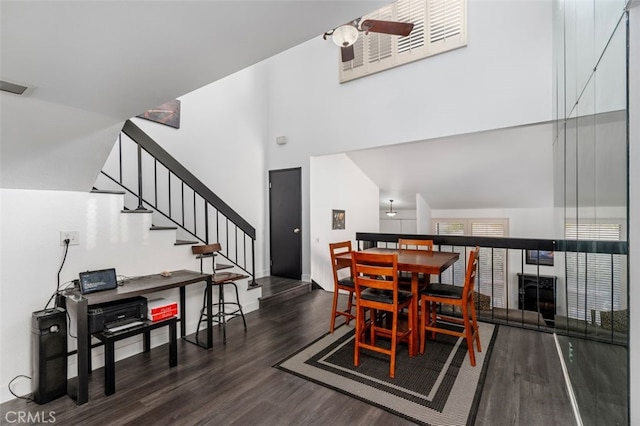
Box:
347, 122, 556, 210
0, 0, 385, 190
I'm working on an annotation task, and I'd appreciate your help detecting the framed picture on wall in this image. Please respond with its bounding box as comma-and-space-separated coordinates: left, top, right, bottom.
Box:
332, 210, 345, 230
526, 250, 554, 266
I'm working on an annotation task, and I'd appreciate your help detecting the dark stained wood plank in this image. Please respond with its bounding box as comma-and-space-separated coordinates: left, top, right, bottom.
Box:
1, 286, 583, 426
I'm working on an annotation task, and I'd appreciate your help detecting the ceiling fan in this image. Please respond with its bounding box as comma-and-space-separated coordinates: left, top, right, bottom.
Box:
323, 18, 414, 62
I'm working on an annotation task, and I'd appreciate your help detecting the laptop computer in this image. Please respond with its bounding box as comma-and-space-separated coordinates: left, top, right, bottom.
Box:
78, 268, 118, 294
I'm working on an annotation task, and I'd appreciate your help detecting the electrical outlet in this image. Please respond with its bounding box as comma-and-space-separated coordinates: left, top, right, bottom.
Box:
60, 231, 80, 246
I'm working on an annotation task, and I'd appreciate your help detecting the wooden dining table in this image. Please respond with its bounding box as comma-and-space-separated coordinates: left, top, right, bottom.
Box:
337, 247, 460, 355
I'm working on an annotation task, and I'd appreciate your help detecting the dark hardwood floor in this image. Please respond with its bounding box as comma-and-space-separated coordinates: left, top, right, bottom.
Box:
2, 288, 580, 425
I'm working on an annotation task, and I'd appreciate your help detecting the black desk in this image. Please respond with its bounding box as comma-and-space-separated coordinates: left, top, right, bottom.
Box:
63, 269, 212, 405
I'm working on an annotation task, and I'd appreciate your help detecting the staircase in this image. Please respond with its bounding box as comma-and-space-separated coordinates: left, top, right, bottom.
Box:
95, 120, 256, 285
256, 276, 313, 309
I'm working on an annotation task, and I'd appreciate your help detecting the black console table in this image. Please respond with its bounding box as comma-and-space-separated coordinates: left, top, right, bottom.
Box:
62, 269, 212, 405
517, 273, 557, 325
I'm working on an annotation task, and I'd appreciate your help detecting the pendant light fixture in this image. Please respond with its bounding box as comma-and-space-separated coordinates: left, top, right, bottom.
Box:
386, 199, 397, 217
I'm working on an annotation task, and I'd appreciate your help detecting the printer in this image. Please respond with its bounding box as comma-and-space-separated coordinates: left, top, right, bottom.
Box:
88, 296, 148, 334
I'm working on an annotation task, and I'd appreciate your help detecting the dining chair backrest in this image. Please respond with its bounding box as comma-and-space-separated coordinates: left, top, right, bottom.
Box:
463, 247, 480, 301
351, 251, 399, 295
398, 239, 434, 251
329, 241, 353, 282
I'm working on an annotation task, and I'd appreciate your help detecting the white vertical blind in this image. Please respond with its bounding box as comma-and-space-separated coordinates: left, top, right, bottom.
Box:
471, 221, 507, 308
433, 219, 508, 307
433, 221, 466, 285
565, 223, 622, 323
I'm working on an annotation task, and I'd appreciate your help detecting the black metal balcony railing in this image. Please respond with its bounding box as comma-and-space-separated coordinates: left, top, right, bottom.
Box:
98, 120, 256, 285
356, 232, 628, 345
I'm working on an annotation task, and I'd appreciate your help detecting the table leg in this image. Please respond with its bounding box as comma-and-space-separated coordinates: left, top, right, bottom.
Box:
169, 321, 177, 367
104, 341, 115, 396
67, 295, 89, 404
411, 273, 419, 356
179, 286, 186, 338
206, 276, 213, 349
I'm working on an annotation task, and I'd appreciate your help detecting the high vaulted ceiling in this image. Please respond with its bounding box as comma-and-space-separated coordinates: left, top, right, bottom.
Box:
0, 0, 385, 190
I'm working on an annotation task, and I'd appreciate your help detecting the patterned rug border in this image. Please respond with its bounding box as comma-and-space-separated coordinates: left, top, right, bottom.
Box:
274, 322, 498, 426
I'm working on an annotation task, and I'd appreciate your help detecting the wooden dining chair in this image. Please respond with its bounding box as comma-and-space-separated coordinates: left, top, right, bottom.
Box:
419, 246, 481, 366
329, 241, 356, 333
397, 238, 434, 284
398, 238, 434, 251
351, 251, 414, 378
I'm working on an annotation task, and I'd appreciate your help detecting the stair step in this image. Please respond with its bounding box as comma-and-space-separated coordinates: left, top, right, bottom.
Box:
259, 282, 312, 309
215, 263, 234, 271
175, 240, 198, 246
150, 225, 178, 231
121, 208, 153, 213
91, 189, 126, 195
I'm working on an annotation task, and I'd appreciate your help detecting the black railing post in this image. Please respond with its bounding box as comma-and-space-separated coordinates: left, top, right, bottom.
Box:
135, 144, 145, 210
204, 203, 209, 245
248, 238, 257, 287
118, 134, 123, 184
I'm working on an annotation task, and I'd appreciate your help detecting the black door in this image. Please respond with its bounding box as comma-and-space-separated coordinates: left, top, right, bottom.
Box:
269, 168, 302, 279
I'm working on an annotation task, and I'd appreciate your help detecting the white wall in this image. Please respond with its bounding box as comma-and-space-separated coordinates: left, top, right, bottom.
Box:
432, 207, 556, 238
416, 194, 432, 234
0, 189, 259, 403
380, 209, 417, 234
264, 0, 553, 279
132, 64, 270, 278
310, 154, 379, 291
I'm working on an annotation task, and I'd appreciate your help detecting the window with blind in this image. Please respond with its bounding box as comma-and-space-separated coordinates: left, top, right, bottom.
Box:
565, 223, 623, 324
340, 0, 467, 83
433, 219, 508, 308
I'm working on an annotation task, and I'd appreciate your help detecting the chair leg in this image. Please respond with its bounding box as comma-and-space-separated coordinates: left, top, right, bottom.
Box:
420, 297, 427, 354
231, 282, 247, 331
389, 310, 398, 378
354, 304, 363, 367
345, 291, 354, 325
461, 303, 476, 367
330, 288, 340, 333
219, 285, 227, 344
430, 302, 438, 340
470, 301, 481, 353
370, 309, 377, 346
408, 300, 414, 358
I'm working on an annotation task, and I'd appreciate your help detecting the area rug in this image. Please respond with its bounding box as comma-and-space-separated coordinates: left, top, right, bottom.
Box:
274, 322, 496, 426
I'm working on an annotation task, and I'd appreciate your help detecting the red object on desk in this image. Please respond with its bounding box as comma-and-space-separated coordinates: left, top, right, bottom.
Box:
148, 298, 178, 322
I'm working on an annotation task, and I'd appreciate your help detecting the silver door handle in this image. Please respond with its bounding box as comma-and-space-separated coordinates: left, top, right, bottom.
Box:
293, 228, 300, 233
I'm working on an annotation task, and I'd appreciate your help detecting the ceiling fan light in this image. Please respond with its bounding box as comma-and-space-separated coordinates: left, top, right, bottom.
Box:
332, 24, 359, 47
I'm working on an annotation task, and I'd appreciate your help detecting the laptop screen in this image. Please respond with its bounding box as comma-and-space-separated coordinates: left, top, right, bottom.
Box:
78, 268, 118, 294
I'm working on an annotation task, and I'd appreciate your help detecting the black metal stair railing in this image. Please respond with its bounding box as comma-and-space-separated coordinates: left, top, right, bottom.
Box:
99, 119, 256, 286
356, 232, 629, 345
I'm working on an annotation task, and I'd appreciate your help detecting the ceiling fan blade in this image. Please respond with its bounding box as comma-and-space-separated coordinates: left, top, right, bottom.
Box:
361, 19, 414, 37
341, 45, 355, 62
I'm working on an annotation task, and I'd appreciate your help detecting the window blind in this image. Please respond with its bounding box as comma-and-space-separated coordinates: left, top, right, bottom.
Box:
339, 0, 466, 83
433, 218, 508, 308
565, 223, 622, 323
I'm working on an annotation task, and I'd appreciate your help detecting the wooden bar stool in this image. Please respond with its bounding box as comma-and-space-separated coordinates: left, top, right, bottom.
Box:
192, 244, 247, 344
